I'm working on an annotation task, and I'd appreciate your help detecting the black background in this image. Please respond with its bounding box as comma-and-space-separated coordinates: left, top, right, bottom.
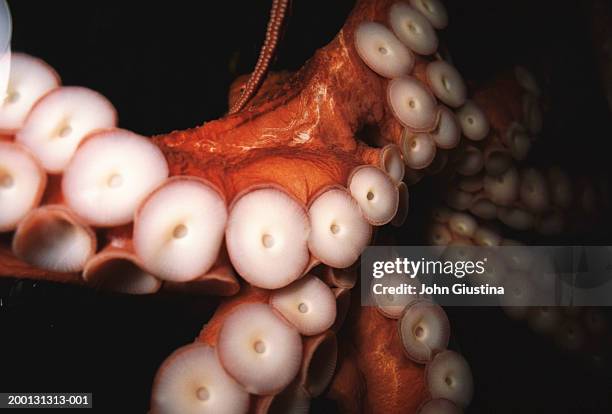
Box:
1, 0, 611, 412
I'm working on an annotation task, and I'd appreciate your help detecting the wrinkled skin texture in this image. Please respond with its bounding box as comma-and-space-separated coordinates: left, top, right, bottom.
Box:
152, 0, 400, 206
0, 0, 411, 292
343, 304, 428, 413
151, 1, 433, 408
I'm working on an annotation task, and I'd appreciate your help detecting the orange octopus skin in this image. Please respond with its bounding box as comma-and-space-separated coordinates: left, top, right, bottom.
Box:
327, 309, 429, 414
325, 263, 428, 414
0, 0, 402, 285
151, 0, 404, 206
351, 301, 428, 413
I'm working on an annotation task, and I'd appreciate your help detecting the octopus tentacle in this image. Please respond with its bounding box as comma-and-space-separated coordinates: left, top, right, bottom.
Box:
228, 0, 290, 114
0, 0, 545, 299
151, 277, 341, 412
347, 305, 430, 413
425, 187, 610, 361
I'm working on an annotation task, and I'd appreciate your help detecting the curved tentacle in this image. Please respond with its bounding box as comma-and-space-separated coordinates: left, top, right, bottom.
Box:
228, 0, 291, 114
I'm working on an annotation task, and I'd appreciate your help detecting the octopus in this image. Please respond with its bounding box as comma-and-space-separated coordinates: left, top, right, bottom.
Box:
0, 0, 610, 413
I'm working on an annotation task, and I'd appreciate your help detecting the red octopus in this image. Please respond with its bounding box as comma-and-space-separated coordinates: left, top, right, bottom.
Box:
0, 0, 610, 413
